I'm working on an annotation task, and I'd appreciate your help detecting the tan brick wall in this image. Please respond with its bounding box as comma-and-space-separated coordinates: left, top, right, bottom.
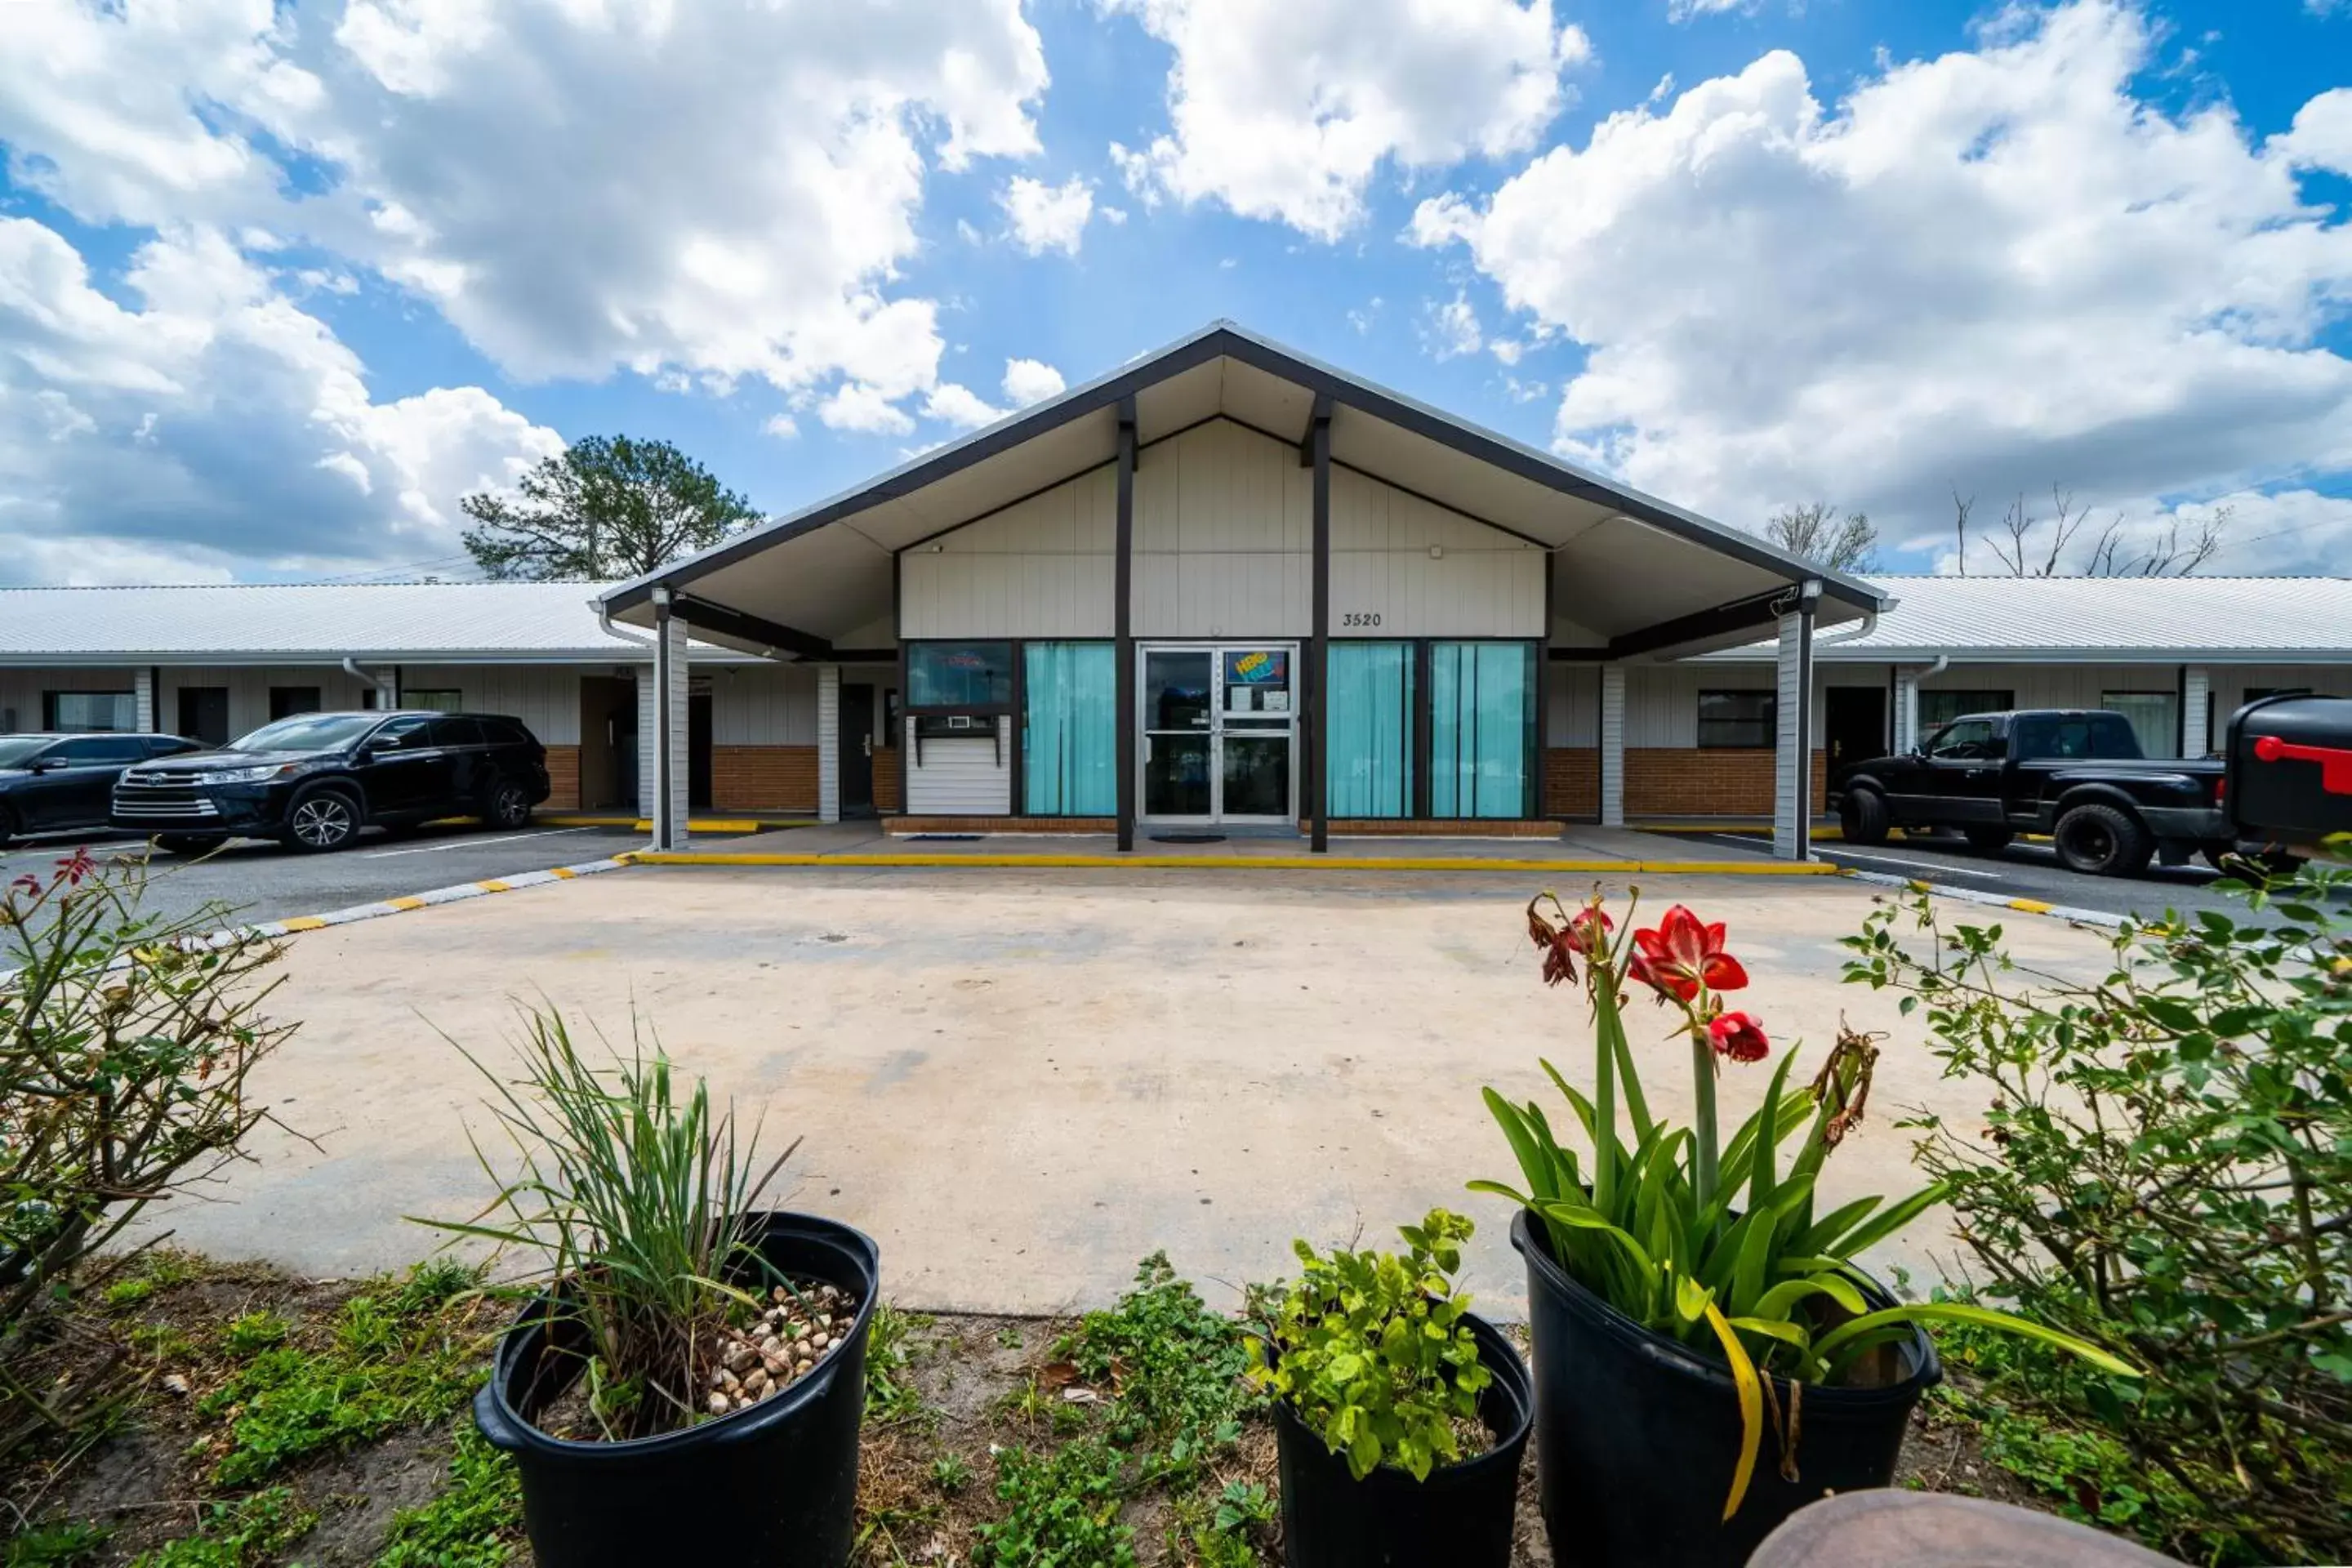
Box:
711, 745, 817, 811
885, 816, 1114, 834
1321, 818, 1561, 838
543, 745, 580, 810
1624, 748, 1829, 817
1544, 747, 1599, 819
873, 748, 902, 813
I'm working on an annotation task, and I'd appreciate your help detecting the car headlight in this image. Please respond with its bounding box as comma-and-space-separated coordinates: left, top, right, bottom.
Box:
192, 764, 293, 785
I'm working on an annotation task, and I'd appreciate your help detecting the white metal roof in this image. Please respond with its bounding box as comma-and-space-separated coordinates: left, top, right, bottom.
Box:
0, 581, 693, 666
1707, 575, 2352, 664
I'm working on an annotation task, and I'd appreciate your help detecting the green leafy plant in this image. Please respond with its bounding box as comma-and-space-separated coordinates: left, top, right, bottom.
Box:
929, 1452, 972, 1494
3, 1520, 108, 1568
416, 1004, 798, 1441
133, 1486, 315, 1568
1058, 1252, 1260, 1479
1842, 870, 2352, 1564
375, 1426, 524, 1568
969, 1437, 1137, 1568
1248, 1209, 1492, 1483
2, 852, 297, 1459
196, 1267, 481, 1486
1477, 892, 2134, 1521
220, 1312, 288, 1358
864, 1302, 932, 1428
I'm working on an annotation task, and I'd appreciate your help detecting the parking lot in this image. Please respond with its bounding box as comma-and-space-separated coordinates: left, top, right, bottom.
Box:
0, 820, 647, 929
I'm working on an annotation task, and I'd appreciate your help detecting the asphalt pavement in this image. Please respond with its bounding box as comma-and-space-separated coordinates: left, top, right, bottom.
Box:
1682, 829, 2339, 922
0, 820, 647, 931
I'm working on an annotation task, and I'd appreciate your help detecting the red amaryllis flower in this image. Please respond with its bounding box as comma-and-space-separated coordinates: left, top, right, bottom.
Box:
1707, 1010, 1771, 1063
1564, 904, 1613, 956
1629, 905, 1749, 1002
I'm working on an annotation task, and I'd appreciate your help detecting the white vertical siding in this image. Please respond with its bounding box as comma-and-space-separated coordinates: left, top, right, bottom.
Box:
1132, 420, 1313, 637
817, 666, 841, 822
710, 663, 818, 744
1328, 468, 1544, 637
904, 721, 1011, 814
901, 466, 1116, 639
1892, 667, 1920, 755
1546, 664, 1600, 746
1598, 664, 1626, 827
153, 666, 376, 739
659, 619, 690, 844
395, 665, 588, 742
1773, 616, 1805, 858
2180, 667, 2212, 757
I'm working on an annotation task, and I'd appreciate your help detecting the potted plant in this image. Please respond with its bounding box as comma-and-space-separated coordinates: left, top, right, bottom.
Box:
425, 1008, 880, 1568
1248, 1209, 1532, 1568
1474, 893, 2136, 1568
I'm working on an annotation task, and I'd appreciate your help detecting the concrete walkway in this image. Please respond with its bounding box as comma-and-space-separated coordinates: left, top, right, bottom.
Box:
146, 863, 2117, 1318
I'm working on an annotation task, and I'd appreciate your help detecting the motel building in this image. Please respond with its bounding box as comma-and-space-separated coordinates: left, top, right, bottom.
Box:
5, 324, 2350, 854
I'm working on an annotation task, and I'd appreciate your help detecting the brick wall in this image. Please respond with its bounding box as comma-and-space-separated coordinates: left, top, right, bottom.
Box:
1544, 748, 1599, 819
543, 745, 580, 811
884, 816, 1114, 834
873, 747, 902, 813
1624, 748, 1829, 817
711, 745, 818, 811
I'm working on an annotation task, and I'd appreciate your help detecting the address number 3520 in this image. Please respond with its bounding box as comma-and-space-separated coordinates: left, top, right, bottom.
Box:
1340, 612, 1383, 627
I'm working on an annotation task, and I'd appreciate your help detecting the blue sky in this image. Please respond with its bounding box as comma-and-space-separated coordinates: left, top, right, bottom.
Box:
2, 0, 2347, 585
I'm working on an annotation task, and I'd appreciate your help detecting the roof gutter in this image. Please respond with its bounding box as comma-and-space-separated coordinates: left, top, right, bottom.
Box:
1918, 654, 1951, 682
1818, 606, 1882, 647
340, 657, 380, 690
596, 598, 655, 648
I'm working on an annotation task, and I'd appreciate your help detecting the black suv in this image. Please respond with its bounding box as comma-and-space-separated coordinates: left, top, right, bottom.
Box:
112, 710, 551, 854
0, 732, 203, 848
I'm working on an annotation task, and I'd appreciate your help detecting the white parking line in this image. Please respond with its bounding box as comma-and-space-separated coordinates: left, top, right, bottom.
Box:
360, 825, 599, 858
1823, 849, 2007, 880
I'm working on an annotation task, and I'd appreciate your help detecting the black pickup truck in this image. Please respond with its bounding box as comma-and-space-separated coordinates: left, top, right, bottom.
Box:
1828, 709, 2234, 877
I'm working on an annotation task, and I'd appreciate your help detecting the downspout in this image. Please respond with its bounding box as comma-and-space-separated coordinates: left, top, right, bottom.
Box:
596, 599, 656, 647
341, 657, 393, 709
1918, 654, 1950, 682
1818, 608, 1879, 647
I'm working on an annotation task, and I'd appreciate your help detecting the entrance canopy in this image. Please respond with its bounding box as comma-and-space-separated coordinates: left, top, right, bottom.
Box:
599, 322, 1889, 659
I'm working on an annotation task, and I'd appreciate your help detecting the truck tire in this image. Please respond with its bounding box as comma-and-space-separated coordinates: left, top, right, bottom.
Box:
280, 786, 363, 853
1963, 826, 2015, 853
2053, 802, 2153, 877
1839, 787, 1891, 846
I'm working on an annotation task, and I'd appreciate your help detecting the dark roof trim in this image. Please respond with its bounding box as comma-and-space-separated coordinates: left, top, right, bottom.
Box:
601, 322, 1888, 617
1608, 586, 1800, 660
672, 592, 831, 660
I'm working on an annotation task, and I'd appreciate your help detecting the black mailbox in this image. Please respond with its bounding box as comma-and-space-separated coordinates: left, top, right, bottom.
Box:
2225, 694, 2352, 857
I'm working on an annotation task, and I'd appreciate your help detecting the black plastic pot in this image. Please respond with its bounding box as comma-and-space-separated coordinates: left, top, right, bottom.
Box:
1513, 1209, 1938, 1568
474, 1211, 879, 1568
1272, 1309, 1532, 1568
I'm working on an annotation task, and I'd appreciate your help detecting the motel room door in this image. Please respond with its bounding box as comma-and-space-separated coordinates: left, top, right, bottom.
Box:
1138, 644, 1297, 827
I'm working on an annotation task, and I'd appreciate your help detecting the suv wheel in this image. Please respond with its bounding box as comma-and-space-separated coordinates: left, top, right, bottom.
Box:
2052, 801, 2153, 877
480, 777, 533, 831
283, 788, 362, 853
1838, 787, 1890, 846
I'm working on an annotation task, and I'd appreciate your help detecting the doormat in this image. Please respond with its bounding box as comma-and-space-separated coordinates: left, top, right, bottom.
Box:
906, 833, 982, 841
1151, 832, 1227, 844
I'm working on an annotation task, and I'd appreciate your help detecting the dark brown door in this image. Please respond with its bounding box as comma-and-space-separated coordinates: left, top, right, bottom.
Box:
689, 692, 713, 809
840, 683, 875, 816
577, 676, 632, 808
1824, 687, 1886, 775
270, 685, 321, 721
177, 686, 230, 746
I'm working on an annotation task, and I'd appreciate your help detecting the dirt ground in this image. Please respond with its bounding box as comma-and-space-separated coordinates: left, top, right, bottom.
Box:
142, 864, 2125, 1316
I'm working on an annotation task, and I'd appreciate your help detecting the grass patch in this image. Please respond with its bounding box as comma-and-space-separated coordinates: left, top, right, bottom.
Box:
865, 1302, 934, 1428
373, 1428, 524, 1568
193, 1264, 487, 1489
970, 1437, 1137, 1568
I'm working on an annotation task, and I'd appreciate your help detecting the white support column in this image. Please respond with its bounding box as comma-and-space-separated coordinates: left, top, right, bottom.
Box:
133, 667, 155, 733
1892, 666, 1920, 757
1773, 606, 1811, 861
817, 665, 842, 823
1598, 664, 1626, 828
653, 607, 690, 849
375, 669, 399, 711
2180, 666, 2212, 758
636, 664, 659, 822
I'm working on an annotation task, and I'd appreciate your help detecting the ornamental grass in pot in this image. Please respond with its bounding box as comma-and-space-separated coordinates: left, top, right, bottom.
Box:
422, 1008, 879, 1568
1248, 1209, 1532, 1568
1474, 893, 2136, 1568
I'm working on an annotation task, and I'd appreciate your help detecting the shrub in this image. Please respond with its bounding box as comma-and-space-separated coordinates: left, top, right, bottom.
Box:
1, 852, 295, 1458
1057, 1252, 1260, 1479
1842, 869, 2352, 1564
1248, 1209, 1491, 1482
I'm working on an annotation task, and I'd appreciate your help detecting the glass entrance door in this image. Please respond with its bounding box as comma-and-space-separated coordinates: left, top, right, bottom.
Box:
1139, 644, 1296, 824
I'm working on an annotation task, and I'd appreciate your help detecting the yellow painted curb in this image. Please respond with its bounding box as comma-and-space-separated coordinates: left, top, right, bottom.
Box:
385, 895, 428, 911
533, 815, 813, 832
548, 866, 577, 879
620, 851, 1845, 874
476, 879, 511, 893
2007, 898, 2055, 913
278, 915, 328, 932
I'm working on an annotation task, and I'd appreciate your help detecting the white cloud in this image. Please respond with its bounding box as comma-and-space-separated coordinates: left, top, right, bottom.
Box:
0, 218, 561, 584
1001, 357, 1067, 405
1421, 293, 1483, 359
762, 413, 800, 439
1102, 0, 1591, 240
1000, 175, 1096, 256
1411, 2, 2352, 568
819, 382, 919, 437
921, 382, 1005, 430
0, 0, 1050, 408
1668, 0, 1755, 21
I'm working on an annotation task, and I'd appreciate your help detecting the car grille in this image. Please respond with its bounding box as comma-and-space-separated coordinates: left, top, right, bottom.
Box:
113, 774, 220, 818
